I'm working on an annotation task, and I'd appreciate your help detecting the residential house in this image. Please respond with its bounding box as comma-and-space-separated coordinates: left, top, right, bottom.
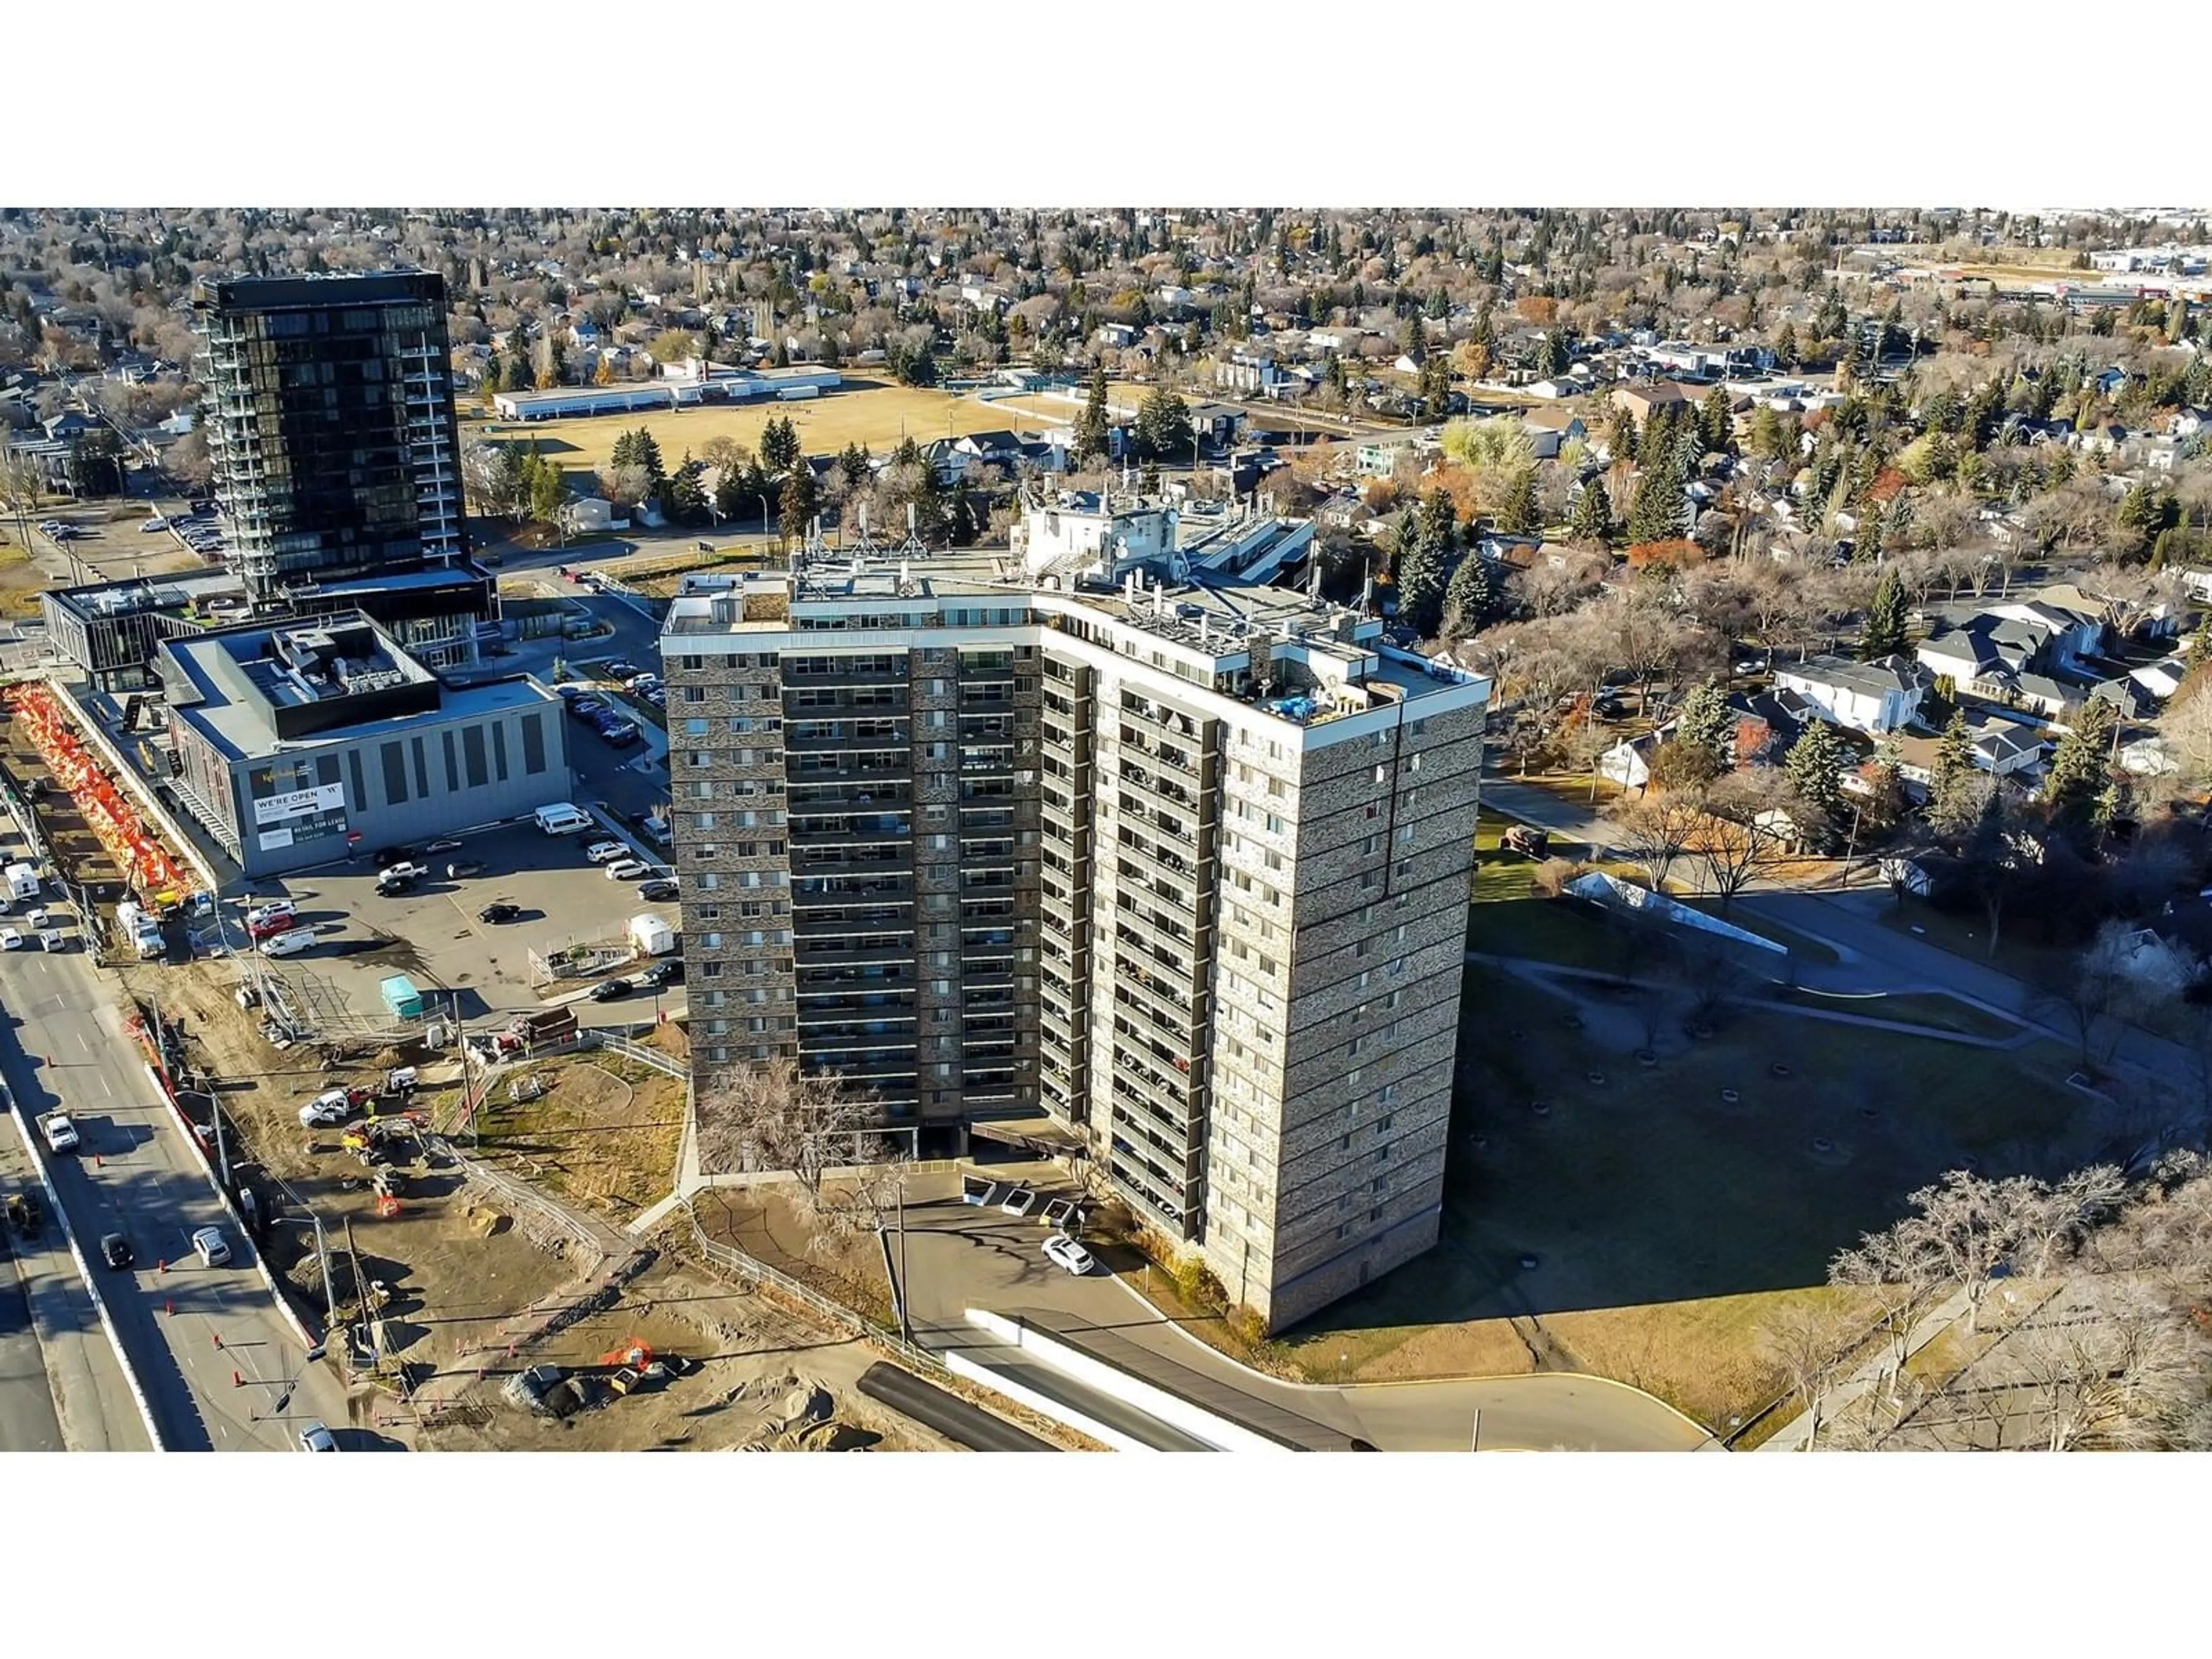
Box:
1883, 717, 2047, 801
1725, 686, 1819, 766
1520, 410, 1588, 460
954, 430, 1025, 470
1773, 654, 1932, 734
1610, 382, 1692, 424
2128, 653, 2194, 703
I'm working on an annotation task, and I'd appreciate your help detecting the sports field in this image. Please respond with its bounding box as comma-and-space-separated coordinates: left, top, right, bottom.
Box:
463, 380, 1044, 479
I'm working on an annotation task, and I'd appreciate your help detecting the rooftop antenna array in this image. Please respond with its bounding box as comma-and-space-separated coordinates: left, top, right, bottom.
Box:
895, 501, 928, 561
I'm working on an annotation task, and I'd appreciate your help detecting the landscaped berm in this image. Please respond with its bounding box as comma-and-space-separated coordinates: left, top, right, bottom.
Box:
1258, 961, 2096, 1437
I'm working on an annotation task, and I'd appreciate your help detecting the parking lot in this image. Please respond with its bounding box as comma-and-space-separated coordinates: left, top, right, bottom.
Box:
213, 817, 684, 1037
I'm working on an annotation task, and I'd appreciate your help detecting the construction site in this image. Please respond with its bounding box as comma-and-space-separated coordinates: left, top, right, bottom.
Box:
2, 669, 1062, 1452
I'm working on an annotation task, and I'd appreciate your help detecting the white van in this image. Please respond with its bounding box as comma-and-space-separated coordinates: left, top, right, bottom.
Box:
533, 803, 592, 836
3, 862, 40, 901
259, 927, 319, 958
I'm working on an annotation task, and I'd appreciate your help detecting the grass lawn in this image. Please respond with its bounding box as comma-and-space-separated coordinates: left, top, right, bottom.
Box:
463, 379, 1035, 479
1270, 964, 2098, 1431
1875, 897, 2074, 987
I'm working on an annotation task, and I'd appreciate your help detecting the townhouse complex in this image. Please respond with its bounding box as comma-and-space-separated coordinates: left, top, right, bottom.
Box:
662, 493, 1490, 1328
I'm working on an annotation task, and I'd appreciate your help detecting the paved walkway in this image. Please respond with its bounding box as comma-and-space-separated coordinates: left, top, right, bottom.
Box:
1481, 777, 2204, 1116
1757, 1285, 1974, 1452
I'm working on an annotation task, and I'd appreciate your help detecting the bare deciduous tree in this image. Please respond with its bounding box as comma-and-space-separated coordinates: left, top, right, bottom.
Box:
695, 1060, 907, 1249
1831, 1224, 1949, 1406
2009, 1281, 2202, 1452
1756, 1297, 1862, 1451
1609, 793, 1707, 891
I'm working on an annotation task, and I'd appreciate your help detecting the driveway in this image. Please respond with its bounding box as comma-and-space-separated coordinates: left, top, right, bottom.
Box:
893, 1173, 1712, 1452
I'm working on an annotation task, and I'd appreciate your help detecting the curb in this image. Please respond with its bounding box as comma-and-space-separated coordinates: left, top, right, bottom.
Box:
1100, 1268, 1718, 1445
2, 1086, 166, 1451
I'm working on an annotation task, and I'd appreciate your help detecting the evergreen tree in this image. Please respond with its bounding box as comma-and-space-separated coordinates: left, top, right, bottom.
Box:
1607, 406, 1637, 461
1696, 384, 1733, 455
2043, 698, 2115, 841
1785, 718, 1847, 820
1858, 569, 1909, 659
778, 464, 817, 546
611, 429, 638, 470
1931, 709, 1974, 805
1392, 507, 1449, 638
528, 456, 567, 525
1673, 680, 1734, 772
1570, 478, 1613, 546
1074, 366, 1110, 464
635, 429, 666, 485
666, 457, 707, 525
1443, 549, 1503, 635
839, 442, 872, 490
713, 466, 745, 524
1493, 467, 1539, 536
1627, 446, 1687, 543
1135, 384, 1194, 463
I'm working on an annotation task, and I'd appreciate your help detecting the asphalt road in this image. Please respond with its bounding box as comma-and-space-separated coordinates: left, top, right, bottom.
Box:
0, 1131, 153, 1451
893, 1171, 1711, 1452
0, 941, 356, 1452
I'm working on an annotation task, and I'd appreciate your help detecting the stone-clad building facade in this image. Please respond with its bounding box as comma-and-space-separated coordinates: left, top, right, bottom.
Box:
661, 499, 1490, 1329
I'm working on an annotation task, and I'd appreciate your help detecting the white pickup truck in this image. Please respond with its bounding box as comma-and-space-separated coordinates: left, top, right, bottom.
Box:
36, 1112, 79, 1154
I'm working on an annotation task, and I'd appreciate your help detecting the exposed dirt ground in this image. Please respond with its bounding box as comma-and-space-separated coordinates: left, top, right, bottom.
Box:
693, 1184, 897, 1327
114, 955, 578, 1391
421, 1253, 953, 1452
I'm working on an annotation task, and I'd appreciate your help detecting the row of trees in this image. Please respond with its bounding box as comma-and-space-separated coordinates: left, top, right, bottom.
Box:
1767, 1154, 2212, 1452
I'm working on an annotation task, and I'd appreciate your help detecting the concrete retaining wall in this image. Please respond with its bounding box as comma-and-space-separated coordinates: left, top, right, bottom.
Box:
966, 1307, 1293, 1454
941, 1350, 1149, 1453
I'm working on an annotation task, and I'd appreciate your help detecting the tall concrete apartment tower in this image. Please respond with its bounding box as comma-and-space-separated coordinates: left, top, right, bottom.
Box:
661, 494, 1491, 1330
193, 271, 492, 666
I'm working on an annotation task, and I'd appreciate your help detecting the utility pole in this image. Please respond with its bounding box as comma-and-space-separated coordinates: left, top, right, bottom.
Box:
896, 1176, 911, 1345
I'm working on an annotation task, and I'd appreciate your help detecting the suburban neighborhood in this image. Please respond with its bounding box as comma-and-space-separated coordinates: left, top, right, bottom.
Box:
0, 196, 2209, 1491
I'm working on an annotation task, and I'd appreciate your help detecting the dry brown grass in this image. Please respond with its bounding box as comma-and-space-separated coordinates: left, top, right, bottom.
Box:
480, 1051, 687, 1220
464, 381, 1034, 478
1541, 1284, 1881, 1433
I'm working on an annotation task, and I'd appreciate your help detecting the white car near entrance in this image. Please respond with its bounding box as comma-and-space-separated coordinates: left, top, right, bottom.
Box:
1042, 1234, 1095, 1277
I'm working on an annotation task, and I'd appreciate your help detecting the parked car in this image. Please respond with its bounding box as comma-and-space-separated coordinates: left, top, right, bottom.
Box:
477, 902, 522, 925
603, 660, 639, 680
583, 839, 628, 863
605, 859, 649, 881
99, 1232, 133, 1269
556, 684, 592, 700
375, 873, 418, 897
638, 960, 683, 988
371, 846, 418, 867
445, 860, 486, 880
567, 698, 607, 719
192, 1225, 231, 1267
298, 1422, 339, 1452
589, 978, 633, 1002
1043, 1234, 1095, 1276
599, 724, 640, 748
638, 878, 679, 902
1, 929, 23, 950
424, 838, 463, 854
141, 516, 170, 532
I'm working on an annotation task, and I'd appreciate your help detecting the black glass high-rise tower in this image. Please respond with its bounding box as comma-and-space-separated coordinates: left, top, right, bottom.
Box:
194, 271, 486, 661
